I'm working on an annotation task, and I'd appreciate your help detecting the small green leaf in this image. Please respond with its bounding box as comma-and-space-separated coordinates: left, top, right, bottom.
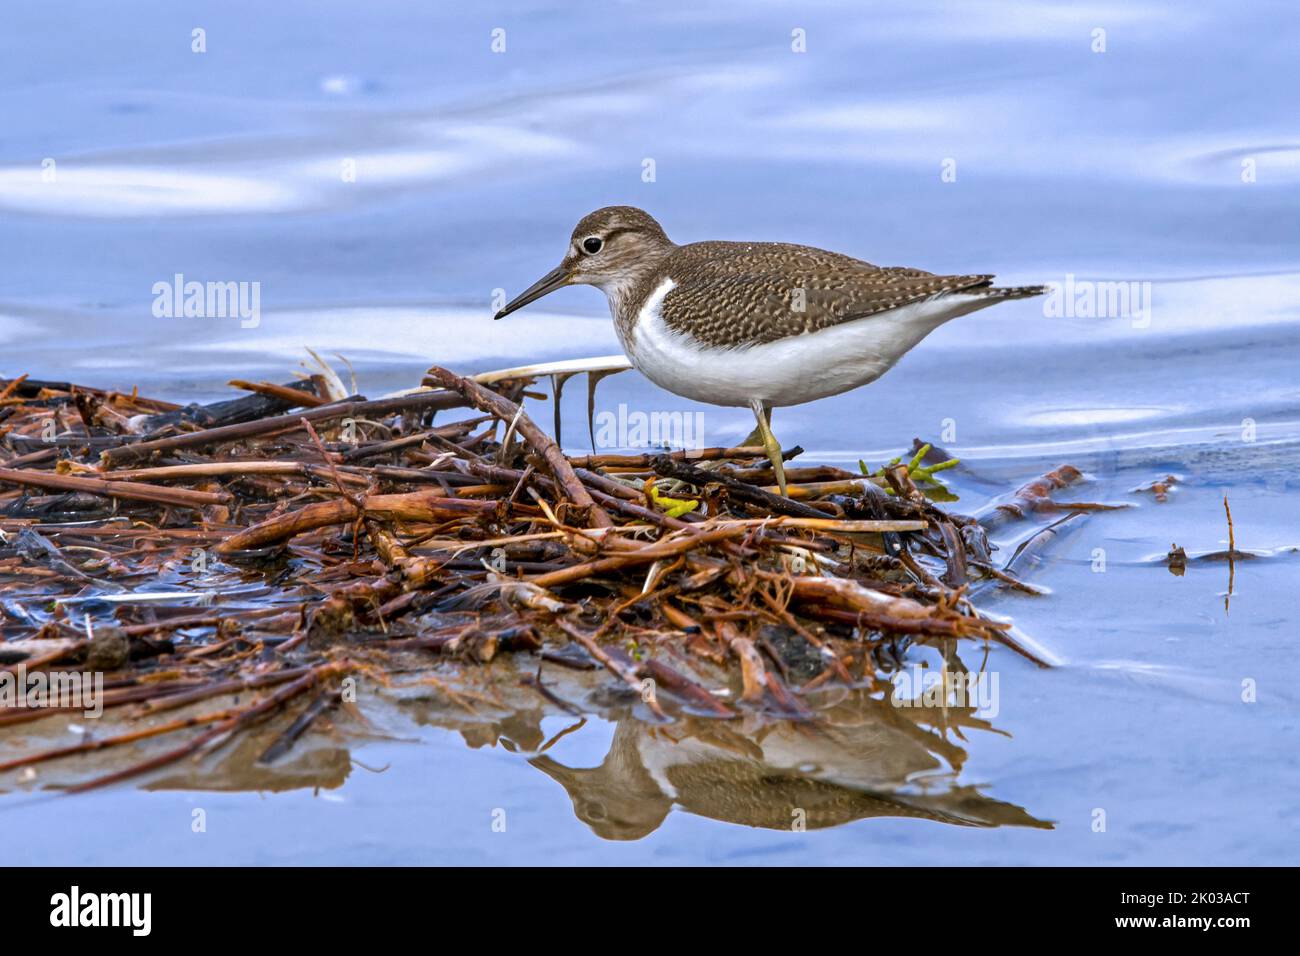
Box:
860, 448, 962, 501
907, 444, 931, 473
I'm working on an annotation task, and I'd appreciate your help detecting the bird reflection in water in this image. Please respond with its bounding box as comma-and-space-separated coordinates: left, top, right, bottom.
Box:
524, 684, 1050, 840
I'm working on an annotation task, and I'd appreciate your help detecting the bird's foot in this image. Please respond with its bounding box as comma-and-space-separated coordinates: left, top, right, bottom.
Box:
765, 433, 789, 497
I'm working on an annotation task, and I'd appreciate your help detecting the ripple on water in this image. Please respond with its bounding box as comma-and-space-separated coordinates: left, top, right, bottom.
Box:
1021, 407, 1173, 427
0, 166, 303, 217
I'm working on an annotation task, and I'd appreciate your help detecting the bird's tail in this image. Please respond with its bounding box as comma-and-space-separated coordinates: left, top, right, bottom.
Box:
966, 283, 1048, 300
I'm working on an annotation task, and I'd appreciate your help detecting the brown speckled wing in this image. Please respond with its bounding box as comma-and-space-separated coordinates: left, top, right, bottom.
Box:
656, 241, 993, 349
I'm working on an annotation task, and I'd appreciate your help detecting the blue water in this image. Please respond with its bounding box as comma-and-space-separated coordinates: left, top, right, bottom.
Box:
2, 0, 1299, 864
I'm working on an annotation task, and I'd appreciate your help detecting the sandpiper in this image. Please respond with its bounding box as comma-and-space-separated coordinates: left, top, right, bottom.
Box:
495, 206, 1044, 494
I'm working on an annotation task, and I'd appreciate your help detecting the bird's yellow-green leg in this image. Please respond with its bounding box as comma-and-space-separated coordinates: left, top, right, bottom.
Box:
740, 400, 773, 447
748, 399, 786, 497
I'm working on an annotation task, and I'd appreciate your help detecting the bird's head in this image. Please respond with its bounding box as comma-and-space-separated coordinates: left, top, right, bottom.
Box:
494, 206, 674, 319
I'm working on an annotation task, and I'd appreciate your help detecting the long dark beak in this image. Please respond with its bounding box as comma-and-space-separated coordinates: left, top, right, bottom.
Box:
494, 264, 570, 320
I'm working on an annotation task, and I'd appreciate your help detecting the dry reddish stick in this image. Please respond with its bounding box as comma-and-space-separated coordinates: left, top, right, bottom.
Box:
0, 466, 229, 509
721, 627, 768, 703
100, 389, 465, 466
106, 461, 370, 486
567, 446, 770, 468
555, 619, 667, 720
214, 490, 496, 554
0, 374, 29, 401
984, 465, 1123, 526
421, 365, 612, 528
215, 499, 355, 553
636, 658, 736, 718
227, 379, 331, 407
788, 576, 941, 621
527, 526, 747, 588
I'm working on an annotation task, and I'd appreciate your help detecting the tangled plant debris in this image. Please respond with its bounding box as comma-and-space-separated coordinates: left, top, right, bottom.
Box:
0, 365, 1118, 793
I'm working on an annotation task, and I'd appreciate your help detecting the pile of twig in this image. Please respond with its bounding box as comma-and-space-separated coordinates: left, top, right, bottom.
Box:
0, 365, 1100, 791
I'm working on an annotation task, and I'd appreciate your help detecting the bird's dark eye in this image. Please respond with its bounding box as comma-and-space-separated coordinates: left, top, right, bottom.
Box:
582, 236, 603, 254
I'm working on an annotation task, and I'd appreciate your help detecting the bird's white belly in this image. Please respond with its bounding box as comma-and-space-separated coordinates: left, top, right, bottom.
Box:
620, 278, 986, 408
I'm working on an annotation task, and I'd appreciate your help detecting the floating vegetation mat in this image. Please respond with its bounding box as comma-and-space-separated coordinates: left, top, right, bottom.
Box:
0, 365, 1117, 798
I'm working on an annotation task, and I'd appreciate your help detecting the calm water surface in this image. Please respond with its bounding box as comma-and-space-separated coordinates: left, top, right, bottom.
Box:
2, 0, 1298, 864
